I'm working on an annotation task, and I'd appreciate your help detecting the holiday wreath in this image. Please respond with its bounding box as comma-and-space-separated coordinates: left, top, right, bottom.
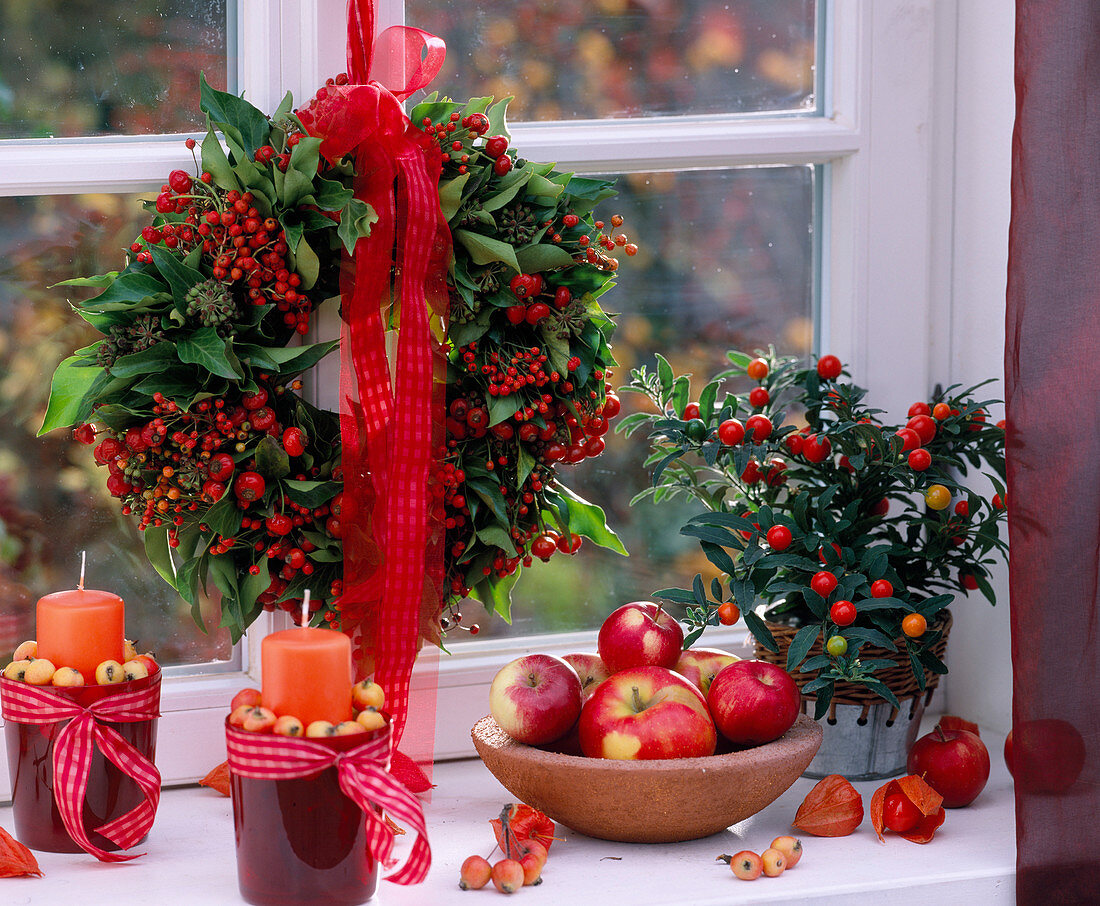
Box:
40, 68, 629, 658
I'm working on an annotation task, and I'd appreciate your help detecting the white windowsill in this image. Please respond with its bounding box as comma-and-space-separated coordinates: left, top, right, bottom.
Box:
0, 725, 1016, 905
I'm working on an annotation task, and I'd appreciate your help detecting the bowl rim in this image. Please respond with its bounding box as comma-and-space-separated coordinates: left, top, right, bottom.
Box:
472, 712, 822, 774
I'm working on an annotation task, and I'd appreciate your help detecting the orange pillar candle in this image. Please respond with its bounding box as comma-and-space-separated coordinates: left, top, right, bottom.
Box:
261, 628, 354, 727
36, 588, 125, 681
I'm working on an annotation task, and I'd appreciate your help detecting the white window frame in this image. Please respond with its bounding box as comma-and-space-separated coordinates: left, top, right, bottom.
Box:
0, 0, 987, 784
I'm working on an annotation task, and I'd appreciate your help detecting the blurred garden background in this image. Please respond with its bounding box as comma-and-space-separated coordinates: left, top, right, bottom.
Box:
0, 0, 818, 661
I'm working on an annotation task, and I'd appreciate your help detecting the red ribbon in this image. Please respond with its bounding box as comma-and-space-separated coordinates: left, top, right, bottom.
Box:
0, 673, 162, 863
297, 0, 449, 753
225, 723, 429, 885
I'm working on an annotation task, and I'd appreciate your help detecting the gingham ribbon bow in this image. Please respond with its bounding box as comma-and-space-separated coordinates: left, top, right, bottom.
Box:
225, 722, 430, 885
0, 673, 162, 863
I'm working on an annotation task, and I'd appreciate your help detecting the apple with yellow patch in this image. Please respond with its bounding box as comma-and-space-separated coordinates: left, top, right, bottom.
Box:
489, 654, 582, 746
577, 665, 717, 760
597, 601, 684, 674
562, 653, 611, 703
675, 647, 741, 697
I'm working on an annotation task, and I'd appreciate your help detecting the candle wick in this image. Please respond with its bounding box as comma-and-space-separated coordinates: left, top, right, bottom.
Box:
79, 550, 86, 591
301, 589, 311, 628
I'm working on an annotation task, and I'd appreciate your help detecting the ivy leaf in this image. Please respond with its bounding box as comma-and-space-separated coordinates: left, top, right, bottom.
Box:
454, 229, 521, 273
177, 328, 245, 380
283, 479, 340, 508
515, 243, 575, 274
199, 72, 272, 159
337, 198, 378, 254
143, 523, 176, 588
472, 569, 520, 623
201, 129, 242, 193
205, 493, 243, 538
438, 173, 470, 222
38, 357, 104, 435
545, 483, 627, 555
107, 343, 181, 379
147, 245, 205, 313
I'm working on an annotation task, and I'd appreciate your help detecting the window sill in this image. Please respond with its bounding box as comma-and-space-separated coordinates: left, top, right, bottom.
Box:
0, 727, 1015, 904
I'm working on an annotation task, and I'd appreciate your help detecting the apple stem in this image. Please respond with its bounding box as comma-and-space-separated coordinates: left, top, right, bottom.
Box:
934, 725, 947, 742
631, 685, 645, 712
716, 854, 733, 864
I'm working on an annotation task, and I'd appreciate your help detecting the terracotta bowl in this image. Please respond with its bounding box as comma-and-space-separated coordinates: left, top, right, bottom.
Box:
471, 713, 822, 843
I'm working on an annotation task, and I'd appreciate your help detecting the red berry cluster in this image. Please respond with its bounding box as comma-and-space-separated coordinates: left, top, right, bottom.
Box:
79, 379, 342, 624
133, 159, 316, 337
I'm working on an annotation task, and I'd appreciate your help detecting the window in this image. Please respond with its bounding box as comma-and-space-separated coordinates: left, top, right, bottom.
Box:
0, 1, 979, 783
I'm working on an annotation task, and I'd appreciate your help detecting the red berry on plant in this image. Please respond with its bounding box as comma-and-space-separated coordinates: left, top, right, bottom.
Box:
531, 533, 558, 561
748, 386, 770, 408
485, 135, 509, 157
817, 355, 842, 379
810, 571, 838, 597
766, 525, 792, 551
746, 357, 769, 380
802, 434, 831, 463
908, 401, 932, 418
683, 402, 700, 420
553, 286, 572, 308
871, 579, 893, 598
908, 448, 932, 471
895, 427, 921, 452
602, 393, 621, 418
882, 792, 922, 833
73, 423, 97, 445
505, 305, 527, 325
208, 452, 235, 481
718, 602, 740, 625
493, 156, 513, 176
168, 169, 192, 194
906, 414, 937, 445
283, 427, 306, 457
745, 414, 772, 442
830, 600, 857, 626
718, 418, 745, 445
234, 471, 266, 502
525, 302, 551, 324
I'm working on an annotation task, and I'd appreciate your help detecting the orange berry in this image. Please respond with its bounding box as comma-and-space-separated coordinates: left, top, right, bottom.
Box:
902, 613, 928, 638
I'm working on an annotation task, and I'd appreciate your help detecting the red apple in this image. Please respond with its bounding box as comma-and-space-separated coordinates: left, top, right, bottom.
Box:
489, 654, 582, 746
1005, 719, 1086, 794
597, 601, 684, 673
707, 660, 801, 746
675, 647, 740, 697
562, 653, 611, 703
578, 665, 717, 760
907, 724, 990, 807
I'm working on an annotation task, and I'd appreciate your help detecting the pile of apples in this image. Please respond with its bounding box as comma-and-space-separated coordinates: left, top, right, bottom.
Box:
228, 680, 387, 738
489, 601, 801, 758
3, 639, 158, 686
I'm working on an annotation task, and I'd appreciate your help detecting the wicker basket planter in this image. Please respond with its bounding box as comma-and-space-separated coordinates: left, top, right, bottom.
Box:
755, 612, 953, 781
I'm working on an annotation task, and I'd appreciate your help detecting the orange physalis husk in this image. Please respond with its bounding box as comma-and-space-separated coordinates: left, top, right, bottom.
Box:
0, 824, 42, 878
870, 774, 946, 843
384, 813, 407, 836
490, 803, 557, 859
792, 774, 864, 837
937, 714, 980, 737
199, 761, 232, 797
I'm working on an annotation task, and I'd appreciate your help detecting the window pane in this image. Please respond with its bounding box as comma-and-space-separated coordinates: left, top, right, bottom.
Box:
409, 0, 818, 120
0, 195, 232, 667
450, 165, 816, 642
0, 2, 230, 140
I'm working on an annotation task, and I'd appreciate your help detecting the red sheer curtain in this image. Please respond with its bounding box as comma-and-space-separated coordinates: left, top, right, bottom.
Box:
1007, 4, 1100, 901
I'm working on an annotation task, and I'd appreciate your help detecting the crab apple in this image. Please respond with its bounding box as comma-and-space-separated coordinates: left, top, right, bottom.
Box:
489, 654, 583, 746
356, 708, 387, 732
95, 659, 125, 685
707, 660, 801, 746
2, 660, 31, 681
229, 705, 254, 728
770, 836, 803, 868
273, 715, 305, 737
22, 658, 56, 685
562, 652, 611, 703
123, 639, 138, 661
597, 601, 685, 673
491, 859, 524, 894
674, 647, 740, 697
51, 667, 85, 687
305, 720, 337, 738
729, 851, 763, 880
459, 855, 492, 890
578, 665, 716, 760
761, 848, 787, 877
134, 653, 159, 675
907, 725, 990, 807
353, 680, 385, 711
122, 659, 150, 681
242, 707, 278, 733
232, 687, 263, 711
12, 640, 37, 662
335, 720, 366, 736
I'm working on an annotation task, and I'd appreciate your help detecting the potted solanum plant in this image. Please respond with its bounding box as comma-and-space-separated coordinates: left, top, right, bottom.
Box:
619, 349, 1008, 778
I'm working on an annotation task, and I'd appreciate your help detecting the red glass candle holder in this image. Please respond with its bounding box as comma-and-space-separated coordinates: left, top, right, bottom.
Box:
3, 674, 159, 853
230, 727, 384, 906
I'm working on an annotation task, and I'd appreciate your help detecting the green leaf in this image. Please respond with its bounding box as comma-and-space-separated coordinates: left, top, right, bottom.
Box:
282, 167, 316, 208
201, 130, 242, 193
655, 353, 674, 396
288, 135, 322, 183
477, 524, 515, 550
79, 271, 168, 310
143, 523, 176, 588
293, 237, 320, 289
283, 479, 340, 508
147, 245, 205, 313
337, 198, 379, 255
651, 588, 697, 605
845, 626, 897, 651
237, 561, 272, 623
437, 173, 470, 223
481, 171, 531, 212
488, 394, 522, 427
787, 624, 821, 672
205, 493, 243, 538
547, 484, 627, 555
39, 357, 105, 435
177, 328, 245, 380
471, 569, 520, 623
515, 243, 575, 274
743, 610, 778, 653
700, 541, 736, 576
525, 172, 564, 198
699, 380, 720, 424
256, 436, 290, 478
53, 272, 120, 289
454, 229, 521, 273
200, 72, 272, 159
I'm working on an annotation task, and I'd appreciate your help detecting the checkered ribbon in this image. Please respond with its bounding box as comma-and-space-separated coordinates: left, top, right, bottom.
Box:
0, 673, 162, 863
296, 0, 449, 755
225, 723, 429, 885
